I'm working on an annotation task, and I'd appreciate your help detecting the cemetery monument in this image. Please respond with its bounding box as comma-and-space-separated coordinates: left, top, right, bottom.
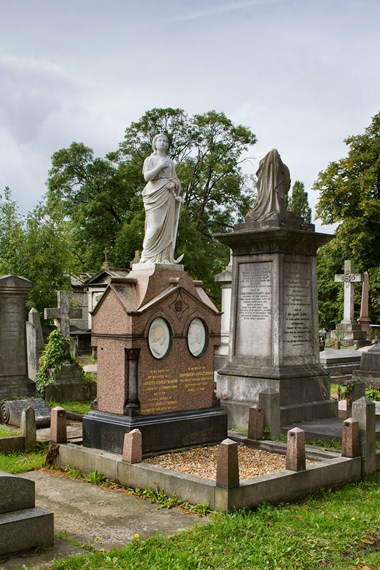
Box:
333, 260, 366, 345
0, 275, 35, 399
216, 149, 338, 429
83, 134, 227, 454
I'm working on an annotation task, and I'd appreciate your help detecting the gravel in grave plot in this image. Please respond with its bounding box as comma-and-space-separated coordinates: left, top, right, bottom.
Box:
143, 444, 291, 480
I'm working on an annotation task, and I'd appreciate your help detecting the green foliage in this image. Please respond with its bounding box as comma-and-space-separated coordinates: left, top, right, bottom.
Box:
36, 330, 78, 397
0, 187, 78, 314
85, 470, 107, 485
314, 111, 380, 328
51, 472, 380, 569
0, 445, 48, 473
46, 108, 257, 303
288, 180, 312, 223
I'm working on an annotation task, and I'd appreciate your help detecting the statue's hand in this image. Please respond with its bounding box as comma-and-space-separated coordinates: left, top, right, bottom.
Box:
167, 182, 174, 189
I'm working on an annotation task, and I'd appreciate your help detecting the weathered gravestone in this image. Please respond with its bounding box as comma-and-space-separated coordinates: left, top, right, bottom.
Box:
214, 254, 233, 370
43, 291, 95, 402
352, 343, 380, 389
216, 149, 338, 429
333, 260, 366, 345
0, 275, 35, 399
0, 398, 51, 428
0, 471, 54, 556
26, 307, 45, 381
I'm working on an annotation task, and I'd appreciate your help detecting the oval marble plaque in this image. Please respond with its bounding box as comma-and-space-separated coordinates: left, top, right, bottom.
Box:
187, 318, 207, 357
148, 318, 171, 359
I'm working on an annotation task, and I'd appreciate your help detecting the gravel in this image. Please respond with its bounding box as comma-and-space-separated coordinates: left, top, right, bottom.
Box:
143, 444, 289, 480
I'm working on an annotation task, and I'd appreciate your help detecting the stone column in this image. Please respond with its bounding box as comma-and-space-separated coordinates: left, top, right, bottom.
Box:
214, 255, 232, 370
0, 275, 35, 399
352, 396, 376, 476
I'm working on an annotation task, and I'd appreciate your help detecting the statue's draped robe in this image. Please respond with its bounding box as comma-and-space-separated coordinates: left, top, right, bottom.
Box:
141, 155, 181, 263
248, 149, 290, 221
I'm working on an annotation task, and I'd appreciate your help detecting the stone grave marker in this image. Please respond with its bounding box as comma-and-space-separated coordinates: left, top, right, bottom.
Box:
0, 471, 54, 556
216, 149, 337, 429
352, 343, 380, 389
44, 290, 82, 339
83, 266, 227, 454
333, 260, 366, 344
0, 275, 35, 399
0, 398, 51, 428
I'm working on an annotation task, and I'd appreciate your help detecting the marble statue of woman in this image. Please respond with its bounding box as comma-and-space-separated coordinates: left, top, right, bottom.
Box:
247, 148, 290, 222
140, 134, 183, 264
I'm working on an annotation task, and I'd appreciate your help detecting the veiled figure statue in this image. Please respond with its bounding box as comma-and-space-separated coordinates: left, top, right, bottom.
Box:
247, 148, 290, 222
140, 134, 183, 264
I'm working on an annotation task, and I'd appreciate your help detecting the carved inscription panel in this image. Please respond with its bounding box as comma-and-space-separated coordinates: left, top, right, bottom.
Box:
283, 262, 314, 358
235, 261, 272, 358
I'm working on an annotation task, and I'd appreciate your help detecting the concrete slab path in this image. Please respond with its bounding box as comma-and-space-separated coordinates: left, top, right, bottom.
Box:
0, 470, 208, 570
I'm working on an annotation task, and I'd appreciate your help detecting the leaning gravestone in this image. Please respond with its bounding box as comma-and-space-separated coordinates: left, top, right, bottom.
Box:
0, 471, 54, 556
0, 275, 35, 399
83, 133, 227, 454
216, 149, 338, 429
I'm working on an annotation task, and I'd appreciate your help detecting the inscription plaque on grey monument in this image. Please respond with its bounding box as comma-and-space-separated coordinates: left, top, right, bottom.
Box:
236, 261, 272, 358
283, 262, 313, 359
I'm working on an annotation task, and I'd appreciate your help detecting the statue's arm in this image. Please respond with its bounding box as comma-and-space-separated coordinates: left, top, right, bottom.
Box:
143, 157, 168, 182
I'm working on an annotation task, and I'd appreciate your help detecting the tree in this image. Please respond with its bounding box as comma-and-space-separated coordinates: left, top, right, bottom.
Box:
0, 187, 77, 314
314, 111, 380, 328
288, 180, 312, 223
47, 108, 257, 301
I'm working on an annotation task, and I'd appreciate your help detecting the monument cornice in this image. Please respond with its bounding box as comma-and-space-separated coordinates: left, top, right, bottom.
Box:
217, 226, 333, 256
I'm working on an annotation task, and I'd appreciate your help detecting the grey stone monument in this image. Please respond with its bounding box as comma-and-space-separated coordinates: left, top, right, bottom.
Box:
216, 149, 338, 429
214, 253, 233, 370
0, 275, 35, 399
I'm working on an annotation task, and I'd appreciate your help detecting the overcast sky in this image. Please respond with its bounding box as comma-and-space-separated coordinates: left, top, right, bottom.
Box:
1, 0, 379, 232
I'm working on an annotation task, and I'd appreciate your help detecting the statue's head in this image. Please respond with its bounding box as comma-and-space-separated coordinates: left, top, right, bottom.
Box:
152, 133, 169, 152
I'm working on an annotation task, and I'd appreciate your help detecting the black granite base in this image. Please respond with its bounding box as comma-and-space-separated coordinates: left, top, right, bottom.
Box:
83, 407, 228, 454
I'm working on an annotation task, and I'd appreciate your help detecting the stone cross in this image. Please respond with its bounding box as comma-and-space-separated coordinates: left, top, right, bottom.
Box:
335, 260, 362, 323
44, 291, 82, 338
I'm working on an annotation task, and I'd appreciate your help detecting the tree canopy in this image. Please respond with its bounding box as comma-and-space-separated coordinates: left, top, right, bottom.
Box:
314, 111, 380, 329
46, 108, 257, 302
288, 180, 312, 224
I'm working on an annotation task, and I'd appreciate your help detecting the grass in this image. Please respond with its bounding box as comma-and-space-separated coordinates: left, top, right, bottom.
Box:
50, 470, 380, 569
0, 426, 20, 438
47, 400, 92, 415
0, 444, 48, 473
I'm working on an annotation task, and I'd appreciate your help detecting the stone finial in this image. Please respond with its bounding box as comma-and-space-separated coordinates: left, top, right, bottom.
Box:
50, 406, 67, 444
342, 418, 360, 457
20, 407, 36, 452
122, 429, 142, 464
248, 405, 264, 440
286, 427, 306, 472
216, 438, 239, 488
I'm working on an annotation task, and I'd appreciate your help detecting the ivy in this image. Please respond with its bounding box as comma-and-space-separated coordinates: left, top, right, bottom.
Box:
35, 330, 79, 397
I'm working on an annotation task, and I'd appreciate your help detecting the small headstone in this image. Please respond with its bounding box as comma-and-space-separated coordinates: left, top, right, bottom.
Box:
0, 398, 51, 428
28, 307, 45, 349
122, 429, 142, 463
20, 407, 36, 452
50, 407, 67, 444
216, 438, 239, 488
248, 405, 264, 440
0, 471, 54, 556
286, 427, 306, 472
342, 418, 360, 458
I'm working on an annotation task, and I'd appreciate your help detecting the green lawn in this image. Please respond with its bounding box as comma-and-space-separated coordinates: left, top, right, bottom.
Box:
51, 471, 380, 570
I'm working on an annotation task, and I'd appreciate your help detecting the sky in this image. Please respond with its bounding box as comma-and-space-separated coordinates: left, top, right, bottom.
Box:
1, 0, 379, 233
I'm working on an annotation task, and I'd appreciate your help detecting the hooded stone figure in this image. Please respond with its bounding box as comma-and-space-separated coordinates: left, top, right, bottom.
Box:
247, 148, 290, 222
140, 134, 183, 264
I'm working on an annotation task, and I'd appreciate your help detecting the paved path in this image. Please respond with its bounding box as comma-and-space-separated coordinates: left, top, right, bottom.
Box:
1, 470, 208, 570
